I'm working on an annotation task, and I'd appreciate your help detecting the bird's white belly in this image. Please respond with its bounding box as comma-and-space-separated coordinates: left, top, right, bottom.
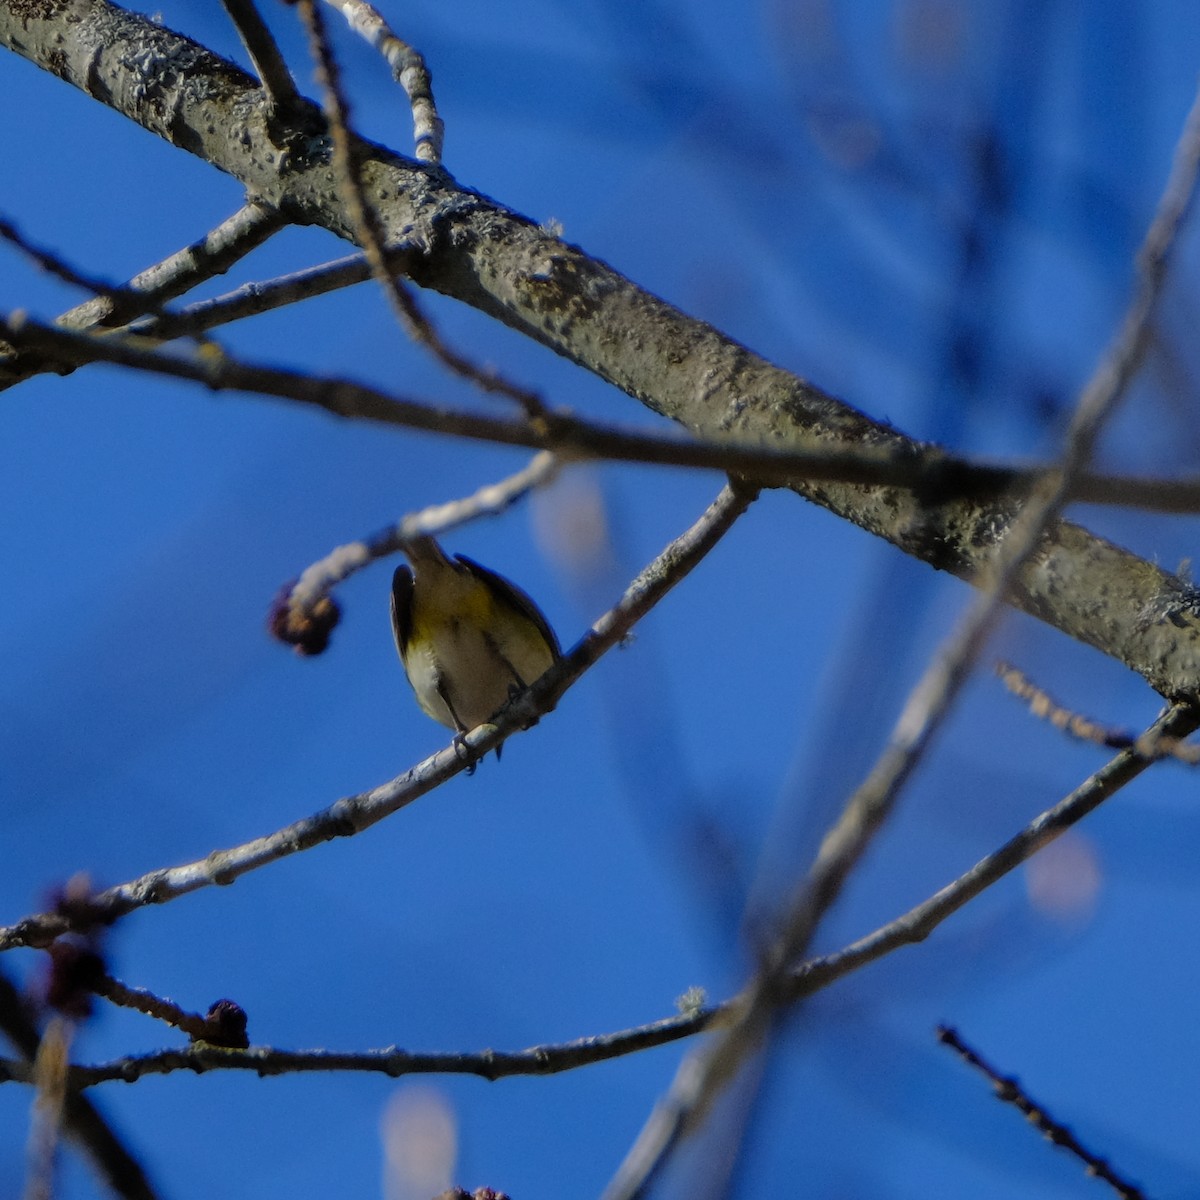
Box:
406, 624, 519, 731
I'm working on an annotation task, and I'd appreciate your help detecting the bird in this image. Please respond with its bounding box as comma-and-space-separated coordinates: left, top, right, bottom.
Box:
390, 536, 561, 759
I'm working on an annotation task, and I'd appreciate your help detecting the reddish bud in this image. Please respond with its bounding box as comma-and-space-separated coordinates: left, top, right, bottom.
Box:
44, 940, 106, 1019
197, 998, 249, 1049
46, 873, 118, 934
266, 581, 341, 656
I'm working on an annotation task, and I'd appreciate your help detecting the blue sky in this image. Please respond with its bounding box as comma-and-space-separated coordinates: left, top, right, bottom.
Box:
4, 2, 1200, 1197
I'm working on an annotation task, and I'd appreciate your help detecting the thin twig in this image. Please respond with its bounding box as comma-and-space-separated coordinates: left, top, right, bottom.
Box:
0, 217, 151, 317
4, 702, 1191, 1097
999, 661, 1200, 764
789, 700, 1197, 991
63, 203, 284, 331
3, 1008, 718, 1089
16, 310, 1200, 519
92, 978, 211, 1042
9, 0, 1200, 714
220, 0, 301, 112
2, 703, 1189, 1096
997, 662, 1140, 750
599, 698, 1196, 1200
92, 980, 248, 1048
937, 1025, 1147, 1200
129, 251, 375, 340
0, 970, 159, 1199
24, 1019, 71, 1200
280, 450, 559, 626
295, 0, 545, 418
323, 0, 443, 162
601, 75, 1200, 1200
0, 203, 284, 391
0, 482, 756, 953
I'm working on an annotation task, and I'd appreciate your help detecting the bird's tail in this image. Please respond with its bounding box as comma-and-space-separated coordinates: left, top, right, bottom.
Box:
400, 535, 452, 567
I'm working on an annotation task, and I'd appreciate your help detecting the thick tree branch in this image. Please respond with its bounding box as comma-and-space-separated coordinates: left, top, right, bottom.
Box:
604, 76, 1200, 1188
4, 0, 1200, 701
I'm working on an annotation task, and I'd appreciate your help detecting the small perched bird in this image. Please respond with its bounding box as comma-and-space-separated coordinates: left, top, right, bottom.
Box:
390, 536, 561, 754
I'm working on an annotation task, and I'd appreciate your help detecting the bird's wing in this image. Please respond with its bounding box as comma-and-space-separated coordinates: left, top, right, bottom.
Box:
390, 565, 416, 662
454, 554, 562, 658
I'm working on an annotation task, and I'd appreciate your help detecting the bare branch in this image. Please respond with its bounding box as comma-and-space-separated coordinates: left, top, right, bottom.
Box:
295, 0, 544, 417
0, 312, 1029, 486
322, 0, 443, 162
937, 1025, 1147, 1200
602, 74, 1200, 1200
4, 0, 1200, 697
600, 700, 1190, 1199
0, 1007, 715, 1089
129, 251, 374, 340
276, 451, 560, 643
61, 203, 285, 331
789, 701, 1200, 996
0, 217, 141, 308
0, 699, 1188, 1100
92, 978, 207, 1043
92, 979, 249, 1050
0, 481, 756, 952
14, 308, 1200, 526
0, 970, 159, 1199
997, 662, 1140, 750
0, 202, 284, 390
0, 697, 1188, 1105
999, 661, 1200, 764
219, 0, 301, 113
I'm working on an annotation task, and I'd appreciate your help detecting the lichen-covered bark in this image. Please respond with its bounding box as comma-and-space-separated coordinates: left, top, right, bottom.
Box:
4, 0, 1200, 698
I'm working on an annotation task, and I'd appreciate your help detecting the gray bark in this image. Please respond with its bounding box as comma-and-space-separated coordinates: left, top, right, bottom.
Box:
4, 0, 1200, 698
